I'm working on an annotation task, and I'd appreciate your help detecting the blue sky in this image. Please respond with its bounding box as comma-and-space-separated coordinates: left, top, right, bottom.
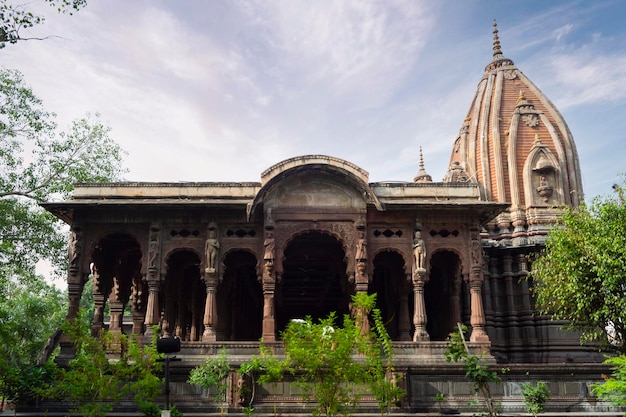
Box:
5, 0, 626, 201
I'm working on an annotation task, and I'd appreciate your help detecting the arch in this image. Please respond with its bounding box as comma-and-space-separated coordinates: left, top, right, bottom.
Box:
371, 246, 410, 275
276, 231, 350, 333
277, 226, 352, 276
217, 250, 263, 341
424, 250, 464, 341
522, 140, 563, 207
248, 155, 383, 219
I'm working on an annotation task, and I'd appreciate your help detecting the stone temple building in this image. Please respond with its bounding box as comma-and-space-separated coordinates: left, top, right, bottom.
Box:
41, 23, 613, 415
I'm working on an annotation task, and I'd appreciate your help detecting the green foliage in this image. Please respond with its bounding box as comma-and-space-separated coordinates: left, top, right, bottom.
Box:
282, 312, 365, 417
43, 311, 163, 417
0, 0, 87, 48
188, 347, 231, 406
235, 293, 403, 417
521, 381, 550, 416
1, 67, 127, 282
0, 273, 66, 404
592, 355, 626, 408
529, 178, 626, 352
359, 295, 404, 416
445, 324, 502, 417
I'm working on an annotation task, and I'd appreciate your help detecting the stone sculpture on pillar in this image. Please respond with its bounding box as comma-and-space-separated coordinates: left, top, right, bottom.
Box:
412, 228, 429, 341
262, 228, 277, 342
205, 223, 219, 273
202, 223, 220, 341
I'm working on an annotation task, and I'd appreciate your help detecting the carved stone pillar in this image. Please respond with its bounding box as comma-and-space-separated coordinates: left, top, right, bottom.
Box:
66, 280, 84, 323
469, 267, 489, 343
108, 278, 124, 334
503, 254, 520, 342
261, 262, 276, 342
412, 268, 429, 341
469, 231, 489, 343
202, 271, 218, 341
143, 223, 161, 339
66, 224, 84, 321
143, 278, 160, 336
130, 273, 146, 335
91, 266, 106, 337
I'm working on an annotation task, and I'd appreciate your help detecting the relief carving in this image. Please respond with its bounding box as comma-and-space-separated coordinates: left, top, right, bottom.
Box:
521, 113, 539, 127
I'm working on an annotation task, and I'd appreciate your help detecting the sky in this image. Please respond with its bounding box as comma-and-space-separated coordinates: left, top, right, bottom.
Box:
4, 0, 626, 201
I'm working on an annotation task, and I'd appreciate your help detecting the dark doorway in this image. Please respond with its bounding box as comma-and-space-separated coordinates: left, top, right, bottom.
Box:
90, 233, 142, 335
218, 251, 262, 341
371, 251, 410, 340
424, 250, 463, 341
277, 231, 349, 333
162, 250, 204, 341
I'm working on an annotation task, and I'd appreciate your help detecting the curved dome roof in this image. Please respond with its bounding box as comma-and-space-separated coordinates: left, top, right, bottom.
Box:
446, 21, 583, 211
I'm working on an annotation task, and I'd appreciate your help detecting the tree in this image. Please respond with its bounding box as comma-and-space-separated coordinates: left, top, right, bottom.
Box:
188, 348, 232, 416
529, 179, 626, 352
445, 324, 504, 417
592, 355, 626, 409
521, 381, 551, 417
0, 274, 66, 407
1, 67, 126, 282
1, 0, 87, 48
0, 67, 125, 406
44, 311, 163, 417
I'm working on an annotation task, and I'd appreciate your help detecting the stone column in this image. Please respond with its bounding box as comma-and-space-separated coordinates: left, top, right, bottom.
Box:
108, 278, 124, 334
143, 223, 162, 340
412, 268, 429, 341
468, 232, 489, 342
144, 278, 161, 337
91, 267, 107, 337
130, 273, 145, 335
66, 224, 84, 321
202, 270, 218, 341
469, 276, 489, 342
503, 254, 520, 342
261, 260, 276, 342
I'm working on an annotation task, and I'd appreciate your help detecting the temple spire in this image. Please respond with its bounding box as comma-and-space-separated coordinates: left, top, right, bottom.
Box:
485, 19, 514, 71
492, 19, 503, 59
413, 147, 432, 183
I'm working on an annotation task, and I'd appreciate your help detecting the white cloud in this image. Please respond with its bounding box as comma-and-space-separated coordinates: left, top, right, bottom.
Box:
548, 53, 626, 107
554, 23, 574, 42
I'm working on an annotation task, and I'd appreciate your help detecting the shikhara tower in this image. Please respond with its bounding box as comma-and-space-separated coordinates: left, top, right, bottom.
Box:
37, 22, 613, 416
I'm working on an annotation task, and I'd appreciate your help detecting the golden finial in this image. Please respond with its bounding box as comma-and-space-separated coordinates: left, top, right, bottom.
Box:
517, 90, 526, 103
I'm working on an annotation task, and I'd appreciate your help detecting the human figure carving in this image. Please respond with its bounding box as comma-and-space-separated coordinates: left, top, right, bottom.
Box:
413, 230, 426, 271
264, 232, 275, 263
148, 240, 159, 269
205, 229, 219, 272
471, 237, 481, 266
355, 232, 367, 261
69, 229, 81, 267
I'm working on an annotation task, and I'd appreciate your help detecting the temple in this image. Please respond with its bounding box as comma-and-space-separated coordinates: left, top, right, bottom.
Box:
41, 22, 612, 415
